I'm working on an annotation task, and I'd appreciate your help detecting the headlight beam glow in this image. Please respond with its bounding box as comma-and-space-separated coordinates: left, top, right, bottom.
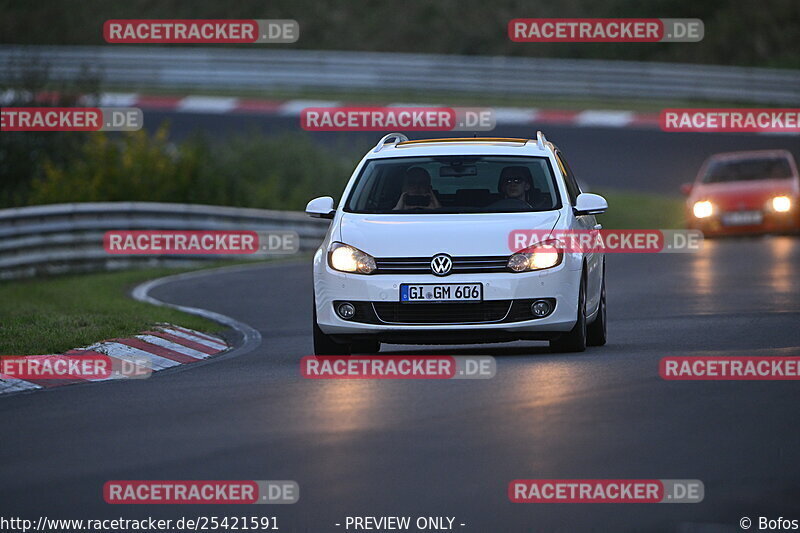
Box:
772, 196, 791, 213
693, 200, 714, 219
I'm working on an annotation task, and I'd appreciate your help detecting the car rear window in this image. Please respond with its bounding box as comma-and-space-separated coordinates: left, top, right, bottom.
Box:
344, 155, 562, 214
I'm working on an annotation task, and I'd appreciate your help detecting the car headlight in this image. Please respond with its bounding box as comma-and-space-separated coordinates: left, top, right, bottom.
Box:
772, 196, 791, 213
328, 242, 376, 274
693, 200, 714, 219
507, 240, 563, 272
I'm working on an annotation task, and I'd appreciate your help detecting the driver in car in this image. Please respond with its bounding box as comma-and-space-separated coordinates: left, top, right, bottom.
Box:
393, 167, 442, 210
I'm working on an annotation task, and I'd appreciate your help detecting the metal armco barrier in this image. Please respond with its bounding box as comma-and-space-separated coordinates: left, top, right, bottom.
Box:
0, 202, 330, 279
1, 45, 798, 105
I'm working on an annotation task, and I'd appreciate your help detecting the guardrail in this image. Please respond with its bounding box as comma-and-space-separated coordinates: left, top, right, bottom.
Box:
0, 202, 329, 280
1, 45, 799, 104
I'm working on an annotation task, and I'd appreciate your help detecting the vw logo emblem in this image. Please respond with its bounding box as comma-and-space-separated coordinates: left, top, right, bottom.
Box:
430, 254, 453, 276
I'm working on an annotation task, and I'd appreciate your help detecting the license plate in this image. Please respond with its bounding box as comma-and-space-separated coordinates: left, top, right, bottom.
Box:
722, 210, 763, 226
400, 283, 482, 303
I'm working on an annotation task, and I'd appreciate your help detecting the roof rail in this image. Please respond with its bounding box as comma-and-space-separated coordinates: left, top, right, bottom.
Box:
398, 137, 528, 145
536, 131, 547, 150
373, 133, 409, 153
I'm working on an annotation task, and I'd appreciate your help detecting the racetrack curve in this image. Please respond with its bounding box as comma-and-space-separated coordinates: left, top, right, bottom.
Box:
2, 237, 799, 532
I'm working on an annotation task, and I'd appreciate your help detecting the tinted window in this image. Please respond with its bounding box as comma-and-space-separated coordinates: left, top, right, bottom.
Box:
345, 156, 562, 214
702, 157, 793, 183
556, 151, 581, 204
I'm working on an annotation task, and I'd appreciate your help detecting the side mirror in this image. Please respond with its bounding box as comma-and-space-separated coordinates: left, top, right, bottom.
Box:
680, 183, 693, 195
574, 193, 608, 215
305, 196, 336, 219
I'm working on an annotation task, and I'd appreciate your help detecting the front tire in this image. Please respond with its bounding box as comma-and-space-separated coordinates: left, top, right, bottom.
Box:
587, 263, 607, 347
313, 300, 351, 355
549, 273, 587, 353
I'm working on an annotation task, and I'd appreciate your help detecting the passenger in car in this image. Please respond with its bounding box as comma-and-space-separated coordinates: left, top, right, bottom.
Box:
393, 167, 442, 210
489, 166, 536, 209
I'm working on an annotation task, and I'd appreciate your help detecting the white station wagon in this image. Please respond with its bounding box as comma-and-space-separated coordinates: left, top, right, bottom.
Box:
306, 133, 608, 354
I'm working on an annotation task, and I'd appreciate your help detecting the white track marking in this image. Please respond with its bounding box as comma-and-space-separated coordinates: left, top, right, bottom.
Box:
96, 342, 181, 372
135, 335, 211, 359
493, 107, 538, 125
177, 96, 238, 114
159, 327, 226, 351
0, 377, 41, 393
99, 92, 139, 106
170, 325, 227, 345
576, 110, 635, 127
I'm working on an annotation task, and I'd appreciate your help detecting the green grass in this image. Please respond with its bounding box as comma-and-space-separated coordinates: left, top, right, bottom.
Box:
0, 267, 222, 355
596, 190, 685, 229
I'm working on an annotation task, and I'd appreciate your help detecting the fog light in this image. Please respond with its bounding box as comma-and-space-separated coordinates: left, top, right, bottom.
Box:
336, 302, 356, 320
531, 300, 552, 317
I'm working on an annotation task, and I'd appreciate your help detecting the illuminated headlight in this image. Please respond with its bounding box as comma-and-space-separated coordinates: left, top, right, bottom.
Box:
772, 196, 791, 213
328, 242, 376, 274
693, 200, 714, 219
507, 241, 562, 272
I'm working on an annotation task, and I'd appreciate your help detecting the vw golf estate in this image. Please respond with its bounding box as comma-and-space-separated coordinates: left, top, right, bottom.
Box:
306, 133, 609, 354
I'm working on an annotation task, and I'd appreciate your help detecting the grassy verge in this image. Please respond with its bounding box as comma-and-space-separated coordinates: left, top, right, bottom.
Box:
0, 266, 228, 355
595, 190, 685, 229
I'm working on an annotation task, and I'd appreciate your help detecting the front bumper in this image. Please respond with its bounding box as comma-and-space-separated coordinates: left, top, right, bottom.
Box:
313, 250, 581, 343
688, 209, 800, 236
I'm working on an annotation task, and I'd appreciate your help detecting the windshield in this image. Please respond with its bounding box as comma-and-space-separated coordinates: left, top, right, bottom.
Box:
702, 157, 793, 184
344, 155, 562, 214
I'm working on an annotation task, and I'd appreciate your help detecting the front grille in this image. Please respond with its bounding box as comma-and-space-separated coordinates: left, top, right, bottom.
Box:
337, 299, 553, 325
374, 256, 510, 275
373, 301, 512, 324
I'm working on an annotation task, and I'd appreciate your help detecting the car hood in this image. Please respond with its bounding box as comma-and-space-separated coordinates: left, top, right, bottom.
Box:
690, 179, 798, 210
338, 211, 561, 257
